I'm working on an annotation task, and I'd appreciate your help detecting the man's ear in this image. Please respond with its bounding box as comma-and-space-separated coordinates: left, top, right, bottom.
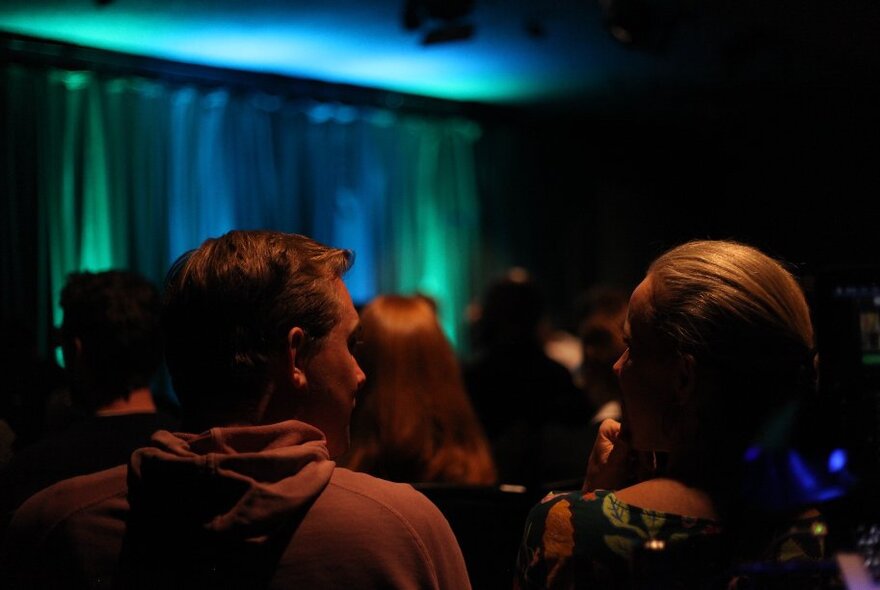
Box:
287, 327, 308, 390
674, 352, 696, 404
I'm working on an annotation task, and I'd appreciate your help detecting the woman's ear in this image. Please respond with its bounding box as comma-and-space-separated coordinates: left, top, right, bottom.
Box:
674, 352, 696, 404
287, 327, 308, 390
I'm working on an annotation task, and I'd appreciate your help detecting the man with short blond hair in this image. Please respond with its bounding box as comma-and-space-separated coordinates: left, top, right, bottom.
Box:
1, 231, 470, 589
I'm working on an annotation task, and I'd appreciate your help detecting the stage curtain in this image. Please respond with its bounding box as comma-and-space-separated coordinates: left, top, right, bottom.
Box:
1, 64, 481, 356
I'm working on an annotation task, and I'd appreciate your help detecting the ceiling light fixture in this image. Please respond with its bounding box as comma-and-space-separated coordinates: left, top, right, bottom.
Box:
402, 0, 476, 45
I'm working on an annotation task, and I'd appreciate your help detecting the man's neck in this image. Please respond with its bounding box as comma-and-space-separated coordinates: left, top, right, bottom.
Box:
95, 387, 157, 417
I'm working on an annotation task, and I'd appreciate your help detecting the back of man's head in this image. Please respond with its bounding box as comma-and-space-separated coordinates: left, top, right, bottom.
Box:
60, 270, 162, 410
477, 268, 544, 349
162, 230, 353, 428
576, 285, 629, 340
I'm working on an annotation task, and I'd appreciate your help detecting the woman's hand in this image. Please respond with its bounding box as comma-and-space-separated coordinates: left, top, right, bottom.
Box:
583, 419, 632, 492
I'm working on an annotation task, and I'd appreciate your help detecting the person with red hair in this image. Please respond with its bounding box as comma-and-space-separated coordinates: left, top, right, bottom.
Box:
342, 294, 496, 485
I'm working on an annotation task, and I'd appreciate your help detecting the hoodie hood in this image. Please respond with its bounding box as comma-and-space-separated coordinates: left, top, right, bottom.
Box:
127, 420, 335, 542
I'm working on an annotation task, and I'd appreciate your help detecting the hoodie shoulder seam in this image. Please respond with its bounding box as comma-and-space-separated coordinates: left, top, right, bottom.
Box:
12, 466, 128, 546
327, 478, 440, 586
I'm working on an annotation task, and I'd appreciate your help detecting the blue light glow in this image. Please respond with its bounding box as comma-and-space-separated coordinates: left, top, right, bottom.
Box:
786, 450, 817, 491
828, 448, 847, 473
743, 445, 761, 462
0, 0, 604, 103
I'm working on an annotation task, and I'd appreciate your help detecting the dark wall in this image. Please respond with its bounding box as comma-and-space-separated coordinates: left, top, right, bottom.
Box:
477, 81, 880, 330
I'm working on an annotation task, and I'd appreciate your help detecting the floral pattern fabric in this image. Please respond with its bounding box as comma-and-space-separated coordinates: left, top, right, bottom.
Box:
514, 489, 824, 589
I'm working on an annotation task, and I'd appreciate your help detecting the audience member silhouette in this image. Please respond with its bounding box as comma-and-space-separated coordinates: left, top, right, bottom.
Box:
463, 268, 587, 489
0, 231, 469, 589
341, 294, 496, 485
0, 320, 68, 457
516, 240, 829, 589
575, 285, 629, 445
0, 270, 176, 531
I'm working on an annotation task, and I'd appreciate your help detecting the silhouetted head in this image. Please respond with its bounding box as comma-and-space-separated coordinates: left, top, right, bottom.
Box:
60, 270, 162, 411
345, 293, 495, 484
577, 285, 629, 407
614, 240, 815, 510
162, 231, 363, 452
475, 268, 544, 349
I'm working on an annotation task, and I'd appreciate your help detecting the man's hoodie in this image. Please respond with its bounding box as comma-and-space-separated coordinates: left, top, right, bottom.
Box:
118, 421, 336, 586
129, 422, 334, 537
1, 420, 471, 589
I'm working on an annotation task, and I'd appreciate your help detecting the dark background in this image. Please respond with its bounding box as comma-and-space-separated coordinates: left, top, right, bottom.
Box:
476, 81, 879, 329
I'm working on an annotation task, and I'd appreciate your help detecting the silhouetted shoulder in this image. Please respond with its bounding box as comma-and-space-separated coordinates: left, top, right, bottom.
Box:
329, 467, 445, 512
1, 465, 128, 589
271, 467, 471, 589
9, 465, 127, 537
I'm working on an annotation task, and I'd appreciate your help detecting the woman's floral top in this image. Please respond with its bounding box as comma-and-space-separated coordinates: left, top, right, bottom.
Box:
514, 489, 825, 589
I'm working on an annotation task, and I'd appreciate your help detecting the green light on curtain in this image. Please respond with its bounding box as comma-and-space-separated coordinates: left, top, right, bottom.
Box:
14, 63, 482, 367
80, 80, 116, 272
47, 70, 118, 365
415, 203, 453, 339
393, 118, 480, 350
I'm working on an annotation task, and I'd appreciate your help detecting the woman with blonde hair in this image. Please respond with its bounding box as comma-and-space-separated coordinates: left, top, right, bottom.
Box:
516, 240, 829, 589
341, 294, 496, 485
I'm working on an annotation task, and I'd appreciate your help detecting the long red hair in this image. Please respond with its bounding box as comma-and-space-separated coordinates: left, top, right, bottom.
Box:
341, 294, 496, 485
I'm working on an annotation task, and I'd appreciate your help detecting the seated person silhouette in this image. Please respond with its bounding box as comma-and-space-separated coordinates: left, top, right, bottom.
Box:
463, 268, 586, 489
0, 319, 68, 459
575, 285, 629, 453
0, 231, 469, 589
341, 294, 518, 589
0, 270, 176, 532
516, 240, 829, 589
340, 294, 496, 485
